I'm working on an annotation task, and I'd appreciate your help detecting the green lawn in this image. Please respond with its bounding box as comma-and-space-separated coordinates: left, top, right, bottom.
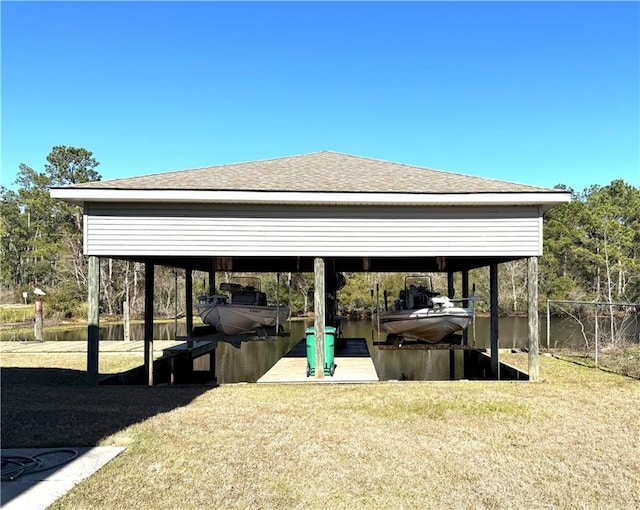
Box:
1, 352, 638, 509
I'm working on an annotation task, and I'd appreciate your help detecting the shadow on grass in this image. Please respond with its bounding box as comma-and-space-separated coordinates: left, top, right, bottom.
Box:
1, 367, 214, 449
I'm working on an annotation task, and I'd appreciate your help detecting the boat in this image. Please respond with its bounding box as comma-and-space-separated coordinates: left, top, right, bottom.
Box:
374, 276, 474, 343
197, 280, 289, 336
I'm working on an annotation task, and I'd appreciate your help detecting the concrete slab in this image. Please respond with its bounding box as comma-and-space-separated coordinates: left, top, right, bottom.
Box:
1, 446, 125, 510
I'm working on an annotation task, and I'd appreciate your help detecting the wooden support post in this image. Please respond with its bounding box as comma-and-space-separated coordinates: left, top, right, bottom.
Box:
490, 263, 500, 379
527, 257, 540, 382
123, 297, 131, 342
447, 271, 455, 299
124, 263, 131, 342
325, 258, 336, 329
209, 349, 217, 385
87, 256, 100, 385
209, 258, 216, 293
462, 270, 469, 345
449, 350, 456, 380
314, 257, 325, 379
186, 267, 193, 336
144, 261, 155, 386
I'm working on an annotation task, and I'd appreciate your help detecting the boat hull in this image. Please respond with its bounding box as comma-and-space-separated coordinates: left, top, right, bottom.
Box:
197, 304, 221, 329
375, 307, 473, 343
199, 303, 289, 336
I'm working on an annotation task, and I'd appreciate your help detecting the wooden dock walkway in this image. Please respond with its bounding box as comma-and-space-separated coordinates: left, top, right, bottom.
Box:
2, 338, 380, 384
258, 337, 379, 384
0, 340, 183, 357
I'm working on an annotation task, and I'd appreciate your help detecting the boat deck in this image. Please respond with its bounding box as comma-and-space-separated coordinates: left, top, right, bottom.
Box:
258, 337, 379, 384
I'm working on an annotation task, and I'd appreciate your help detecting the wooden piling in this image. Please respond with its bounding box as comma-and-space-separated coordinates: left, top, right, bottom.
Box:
34, 299, 44, 342
490, 263, 500, 379
462, 270, 469, 345
447, 271, 455, 299
87, 256, 100, 385
144, 261, 155, 386
124, 262, 131, 341
527, 257, 540, 382
209, 258, 216, 293
123, 298, 131, 342
186, 267, 193, 336
314, 257, 325, 379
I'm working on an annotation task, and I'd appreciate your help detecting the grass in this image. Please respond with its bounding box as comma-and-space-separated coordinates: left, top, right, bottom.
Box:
549, 344, 640, 379
1, 315, 184, 338
0, 304, 33, 324
1, 352, 639, 509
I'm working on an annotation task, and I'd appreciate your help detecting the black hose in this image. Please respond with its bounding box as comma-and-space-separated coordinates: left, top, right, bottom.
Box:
1, 448, 79, 481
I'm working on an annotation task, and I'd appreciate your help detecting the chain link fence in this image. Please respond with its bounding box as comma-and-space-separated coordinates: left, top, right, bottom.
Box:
546, 299, 640, 378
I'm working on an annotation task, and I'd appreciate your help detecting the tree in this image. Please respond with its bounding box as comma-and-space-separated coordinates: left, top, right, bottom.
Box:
45, 146, 100, 186
541, 180, 640, 316
584, 180, 640, 303
1, 146, 101, 311
290, 273, 314, 314
541, 186, 591, 301
500, 260, 528, 313
0, 187, 30, 287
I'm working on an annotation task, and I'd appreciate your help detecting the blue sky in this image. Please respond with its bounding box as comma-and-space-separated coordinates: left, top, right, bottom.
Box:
2, 1, 638, 193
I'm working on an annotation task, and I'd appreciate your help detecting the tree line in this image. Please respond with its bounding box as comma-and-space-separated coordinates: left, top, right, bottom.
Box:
2, 146, 639, 319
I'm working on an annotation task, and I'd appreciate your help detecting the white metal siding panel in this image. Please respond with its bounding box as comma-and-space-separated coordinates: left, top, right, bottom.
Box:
85, 204, 543, 257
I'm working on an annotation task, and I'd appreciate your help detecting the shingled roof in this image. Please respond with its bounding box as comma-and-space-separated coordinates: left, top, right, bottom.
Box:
70, 151, 558, 194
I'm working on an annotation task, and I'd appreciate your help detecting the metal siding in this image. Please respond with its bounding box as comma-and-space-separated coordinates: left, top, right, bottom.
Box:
85, 203, 543, 257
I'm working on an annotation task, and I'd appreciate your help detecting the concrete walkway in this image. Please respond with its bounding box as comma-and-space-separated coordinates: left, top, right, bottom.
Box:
1, 447, 125, 510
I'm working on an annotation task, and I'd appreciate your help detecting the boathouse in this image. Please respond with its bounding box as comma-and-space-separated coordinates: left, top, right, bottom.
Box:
50, 151, 571, 384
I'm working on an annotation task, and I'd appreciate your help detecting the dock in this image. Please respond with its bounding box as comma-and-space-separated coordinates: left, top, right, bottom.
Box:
2, 337, 380, 384
0, 340, 183, 356
258, 337, 379, 384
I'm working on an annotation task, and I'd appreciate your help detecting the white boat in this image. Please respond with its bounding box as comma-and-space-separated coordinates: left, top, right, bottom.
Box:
374, 277, 474, 343
197, 281, 288, 336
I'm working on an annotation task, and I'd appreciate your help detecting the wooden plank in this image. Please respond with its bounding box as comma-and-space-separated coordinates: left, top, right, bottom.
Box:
374, 342, 480, 350
0, 340, 186, 355
164, 340, 217, 359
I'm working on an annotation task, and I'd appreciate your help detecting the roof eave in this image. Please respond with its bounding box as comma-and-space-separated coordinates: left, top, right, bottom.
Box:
50, 188, 572, 208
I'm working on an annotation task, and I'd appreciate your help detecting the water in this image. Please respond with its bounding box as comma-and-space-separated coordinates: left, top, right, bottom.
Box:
8, 316, 638, 382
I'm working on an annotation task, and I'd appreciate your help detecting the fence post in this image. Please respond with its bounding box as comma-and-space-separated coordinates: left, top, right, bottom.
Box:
594, 303, 599, 367
546, 300, 551, 351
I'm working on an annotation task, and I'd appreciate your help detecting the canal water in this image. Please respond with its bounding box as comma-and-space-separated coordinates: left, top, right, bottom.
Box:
9, 316, 637, 383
